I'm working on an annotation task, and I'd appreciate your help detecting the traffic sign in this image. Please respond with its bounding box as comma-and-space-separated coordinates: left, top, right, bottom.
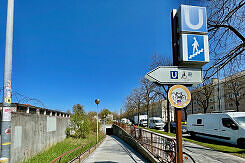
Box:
178, 5, 207, 34
168, 85, 191, 108
179, 34, 209, 65
145, 66, 202, 85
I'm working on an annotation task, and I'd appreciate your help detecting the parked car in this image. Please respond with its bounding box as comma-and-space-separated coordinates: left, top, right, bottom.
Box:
149, 117, 165, 130
139, 119, 147, 127
187, 112, 245, 147
121, 118, 131, 125
164, 122, 187, 134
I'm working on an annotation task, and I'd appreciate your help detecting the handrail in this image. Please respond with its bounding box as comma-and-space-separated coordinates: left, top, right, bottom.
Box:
114, 122, 177, 163
50, 135, 105, 163
50, 144, 85, 163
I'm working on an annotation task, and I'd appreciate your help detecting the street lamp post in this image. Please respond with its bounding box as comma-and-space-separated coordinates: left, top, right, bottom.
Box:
95, 99, 100, 144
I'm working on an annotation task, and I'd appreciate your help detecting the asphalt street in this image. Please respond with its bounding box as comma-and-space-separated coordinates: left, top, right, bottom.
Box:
183, 140, 245, 163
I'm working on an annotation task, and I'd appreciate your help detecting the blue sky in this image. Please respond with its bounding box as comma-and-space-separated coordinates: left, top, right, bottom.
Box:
0, 0, 204, 113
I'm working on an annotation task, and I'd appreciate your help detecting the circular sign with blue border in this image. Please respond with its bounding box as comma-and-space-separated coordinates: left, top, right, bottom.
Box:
168, 85, 191, 108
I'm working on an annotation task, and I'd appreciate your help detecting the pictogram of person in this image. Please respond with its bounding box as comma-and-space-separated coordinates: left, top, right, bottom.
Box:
192, 37, 199, 54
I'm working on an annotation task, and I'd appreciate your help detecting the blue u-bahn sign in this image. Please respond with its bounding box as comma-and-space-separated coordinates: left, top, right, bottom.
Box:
177, 5, 209, 66
178, 5, 207, 34
179, 34, 209, 64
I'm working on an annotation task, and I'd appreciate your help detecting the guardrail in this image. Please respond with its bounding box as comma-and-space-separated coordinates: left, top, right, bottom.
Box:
114, 122, 177, 163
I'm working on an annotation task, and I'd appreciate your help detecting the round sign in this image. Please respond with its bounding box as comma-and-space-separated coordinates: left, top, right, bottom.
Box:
5, 128, 11, 135
168, 85, 191, 108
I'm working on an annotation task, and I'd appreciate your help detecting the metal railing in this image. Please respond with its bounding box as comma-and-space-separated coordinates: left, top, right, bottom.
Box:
114, 122, 177, 162
50, 144, 86, 163
50, 136, 105, 163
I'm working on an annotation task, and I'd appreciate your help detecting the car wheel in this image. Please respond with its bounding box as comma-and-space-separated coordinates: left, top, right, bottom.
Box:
189, 131, 195, 137
237, 139, 245, 148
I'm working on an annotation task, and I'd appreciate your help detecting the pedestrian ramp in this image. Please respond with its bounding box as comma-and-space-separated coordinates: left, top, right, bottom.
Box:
83, 135, 148, 163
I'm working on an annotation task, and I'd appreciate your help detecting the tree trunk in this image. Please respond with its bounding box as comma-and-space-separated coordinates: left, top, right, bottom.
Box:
236, 101, 239, 112
137, 108, 140, 125
184, 107, 187, 121
191, 99, 194, 114
167, 95, 170, 133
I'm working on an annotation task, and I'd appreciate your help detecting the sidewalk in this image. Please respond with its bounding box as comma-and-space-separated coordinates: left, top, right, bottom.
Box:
83, 135, 148, 163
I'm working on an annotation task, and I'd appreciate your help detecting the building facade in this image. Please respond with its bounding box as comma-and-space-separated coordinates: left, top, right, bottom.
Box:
184, 70, 245, 119
129, 100, 175, 123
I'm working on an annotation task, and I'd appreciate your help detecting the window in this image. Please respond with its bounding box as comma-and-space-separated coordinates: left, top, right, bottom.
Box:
197, 119, 202, 124
228, 103, 233, 108
235, 92, 240, 97
222, 118, 238, 130
193, 101, 197, 105
234, 117, 245, 126
234, 81, 239, 87
194, 108, 199, 112
228, 83, 232, 88
209, 105, 214, 110
209, 98, 213, 102
228, 93, 233, 99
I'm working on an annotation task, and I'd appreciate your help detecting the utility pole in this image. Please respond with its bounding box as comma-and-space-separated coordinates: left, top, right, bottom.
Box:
1, 0, 14, 162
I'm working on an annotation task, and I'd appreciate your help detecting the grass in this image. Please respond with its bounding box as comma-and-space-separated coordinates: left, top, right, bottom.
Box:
22, 133, 105, 163
143, 128, 245, 158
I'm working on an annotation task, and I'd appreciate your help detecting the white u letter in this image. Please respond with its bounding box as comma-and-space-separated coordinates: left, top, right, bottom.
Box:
184, 7, 203, 30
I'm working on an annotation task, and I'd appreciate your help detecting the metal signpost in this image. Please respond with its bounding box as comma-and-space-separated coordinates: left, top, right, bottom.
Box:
168, 85, 191, 163
144, 4, 209, 163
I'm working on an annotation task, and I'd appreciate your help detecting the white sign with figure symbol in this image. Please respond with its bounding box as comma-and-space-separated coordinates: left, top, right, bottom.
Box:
177, 5, 209, 66
179, 34, 209, 65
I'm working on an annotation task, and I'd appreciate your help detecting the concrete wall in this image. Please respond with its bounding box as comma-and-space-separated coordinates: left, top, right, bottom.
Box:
11, 112, 69, 163
112, 124, 159, 163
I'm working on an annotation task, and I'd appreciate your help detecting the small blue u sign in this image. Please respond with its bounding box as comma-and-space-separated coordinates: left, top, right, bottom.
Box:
170, 71, 178, 79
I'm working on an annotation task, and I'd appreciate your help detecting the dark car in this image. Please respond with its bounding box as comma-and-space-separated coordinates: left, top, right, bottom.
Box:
164, 122, 187, 133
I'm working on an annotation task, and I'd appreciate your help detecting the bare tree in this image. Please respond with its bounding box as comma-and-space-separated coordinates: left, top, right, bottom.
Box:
124, 88, 144, 125
192, 81, 214, 113
205, 0, 245, 79
223, 65, 245, 112
148, 53, 173, 132
141, 78, 157, 127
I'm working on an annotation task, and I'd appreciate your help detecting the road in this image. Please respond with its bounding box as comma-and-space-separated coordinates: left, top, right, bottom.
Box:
183, 140, 245, 163
83, 135, 148, 163
152, 130, 245, 163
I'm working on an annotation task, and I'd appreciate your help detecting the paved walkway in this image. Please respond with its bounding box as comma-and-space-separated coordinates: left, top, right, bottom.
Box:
83, 135, 148, 163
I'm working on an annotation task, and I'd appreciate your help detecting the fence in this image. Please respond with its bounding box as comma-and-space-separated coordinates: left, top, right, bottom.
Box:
114, 122, 177, 163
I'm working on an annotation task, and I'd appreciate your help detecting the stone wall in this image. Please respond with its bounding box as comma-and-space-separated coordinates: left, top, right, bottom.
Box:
10, 112, 69, 163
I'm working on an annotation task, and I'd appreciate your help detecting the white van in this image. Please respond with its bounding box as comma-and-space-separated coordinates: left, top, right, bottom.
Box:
149, 117, 165, 130
187, 112, 245, 147
121, 118, 131, 125
139, 119, 147, 127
